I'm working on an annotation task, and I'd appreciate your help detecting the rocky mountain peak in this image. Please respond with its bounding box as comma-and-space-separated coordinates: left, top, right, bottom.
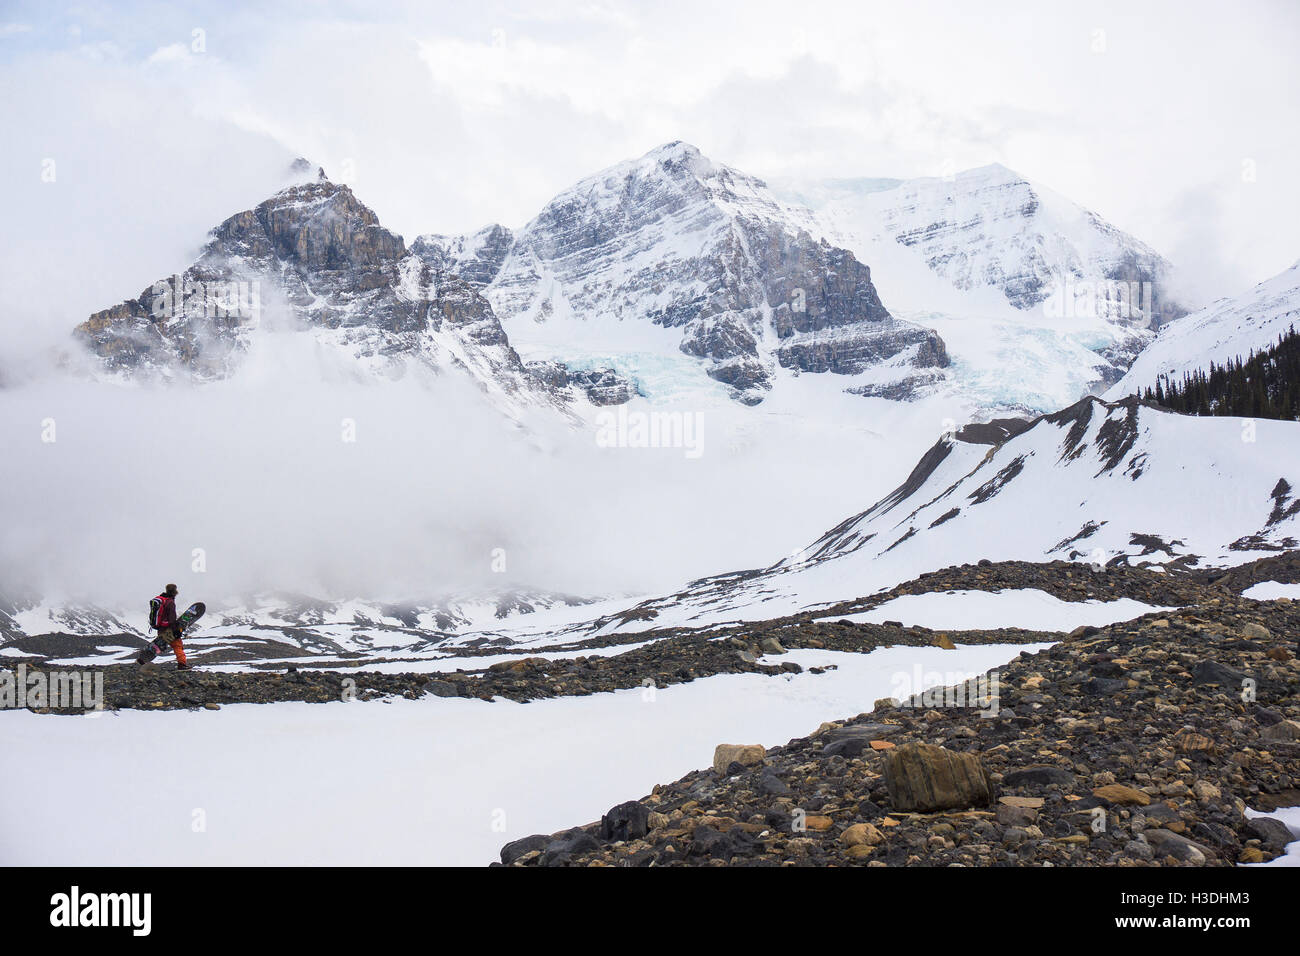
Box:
220, 179, 406, 271
484, 142, 949, 403
74, 168, 636, 416
286, 156, 328, 182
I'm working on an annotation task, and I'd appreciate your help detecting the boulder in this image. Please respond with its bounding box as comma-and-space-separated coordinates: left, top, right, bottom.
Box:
500, 833, 551, 865
688, 824, 758, 861
1092, 783, 1151, 806
1260, 720, 1300, 743
1002, 765, 1076, 788
757, 769, 791, 796
600, 801, 651, 842
884, 742, 993, 812
1170, 727, 1216, 754
421, 679, 458, 698
1143, 829, 1211, 864
538, 828, 600, 867
1191, 659, 1248, 687
1244, 816, 1295, 850
713, 743, 765, 775
840, 822, 884, 847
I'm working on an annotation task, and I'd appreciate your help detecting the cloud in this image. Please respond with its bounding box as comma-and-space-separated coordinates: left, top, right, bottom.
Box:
6, 0, 1296, 288
0, 326, 966, 609
145, 42, 191, 65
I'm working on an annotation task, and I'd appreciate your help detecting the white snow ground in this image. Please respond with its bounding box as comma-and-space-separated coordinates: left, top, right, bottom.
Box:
820, 589, 1176, 632
1242, 581, 1300, 601
0, 643, 1044, 866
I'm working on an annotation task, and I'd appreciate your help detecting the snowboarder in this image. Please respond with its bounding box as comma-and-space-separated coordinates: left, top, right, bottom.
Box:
152, 584, 192, 670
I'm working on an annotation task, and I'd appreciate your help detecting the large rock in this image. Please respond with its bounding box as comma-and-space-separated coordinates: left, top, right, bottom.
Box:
688, 824, 758, 861
600, 801, 651, 842
538, 828, 600, 867
500, 833, 551, 865
1191, 659, 1249, 687
1244, 816, 1295, 850
1092, 784, 1151, 806
884, 742, 993, 812
1143, 829, 1212, 864
1260, 720, 1300, 743
840, 822, 884, 847
1002, 765, 1076, 789
822, 723, 902, 758
712, 744, 766, 775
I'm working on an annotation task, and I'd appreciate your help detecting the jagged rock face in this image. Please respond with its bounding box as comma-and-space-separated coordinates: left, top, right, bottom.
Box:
863, 164, 1178, 317
482, 142, 948, 403
243, 180, 406, 270
411, 224, 514, 287
73, 178, 586, 411
776, 324, 948, 376
524, 360, 637, 406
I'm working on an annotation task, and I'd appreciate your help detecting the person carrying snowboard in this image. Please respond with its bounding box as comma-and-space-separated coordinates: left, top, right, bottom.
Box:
152, 584, 192, 670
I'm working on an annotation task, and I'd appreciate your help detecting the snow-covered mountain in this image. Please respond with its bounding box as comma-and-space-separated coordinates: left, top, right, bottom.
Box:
1106, 260, 1300, 399
0, 586, 613, 661
75, 145, 1191, 419
582, 396, 1300, 633
414, 148, 1185, 415
422, 142, 950, 405
779, 163, 1178, 316
74, 163, 634, 418
772, 165, 1186, 412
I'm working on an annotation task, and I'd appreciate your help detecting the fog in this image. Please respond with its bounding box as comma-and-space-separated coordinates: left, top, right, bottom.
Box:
0, 325, 954, 609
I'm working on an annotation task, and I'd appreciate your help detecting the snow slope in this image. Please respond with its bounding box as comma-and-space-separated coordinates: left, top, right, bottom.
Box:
1106, 261, 1300, 399
824, 589, 1175, 632
1243, 581, 1300, 601
771, 165, 1181, 413
778, 163, 1175, 314
586, 396, 1300, 633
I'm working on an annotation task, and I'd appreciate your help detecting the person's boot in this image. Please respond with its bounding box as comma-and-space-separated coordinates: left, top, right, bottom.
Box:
176, 662, 193, 671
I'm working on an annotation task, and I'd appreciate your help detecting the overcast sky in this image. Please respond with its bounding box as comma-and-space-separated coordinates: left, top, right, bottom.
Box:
2, 0, 1298, 345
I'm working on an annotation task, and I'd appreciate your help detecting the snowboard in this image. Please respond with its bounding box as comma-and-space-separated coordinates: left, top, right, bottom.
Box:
136, 602, 205, 665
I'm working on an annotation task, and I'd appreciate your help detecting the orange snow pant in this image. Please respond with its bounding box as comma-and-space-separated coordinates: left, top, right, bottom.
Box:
159, 628, 187, 665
